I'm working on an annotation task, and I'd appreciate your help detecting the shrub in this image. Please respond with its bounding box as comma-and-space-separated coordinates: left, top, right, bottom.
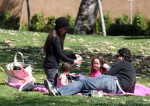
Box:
44, 16, 56, 32
96, 12, 113, 35
21, 23, 29, 31
96, 17, 102, 34
0, 10, 11, 25
132, 13, 148, 35
0, 10, 19, 29
144, 19, 150, 35
109, 15, 130, 35
65, 14, 75, 28
115, 15, 130, 25
65, 14, 75, 34
30, 13, 45, 31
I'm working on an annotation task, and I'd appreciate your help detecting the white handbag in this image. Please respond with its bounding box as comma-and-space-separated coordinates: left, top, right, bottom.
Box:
5, 52, 36, 85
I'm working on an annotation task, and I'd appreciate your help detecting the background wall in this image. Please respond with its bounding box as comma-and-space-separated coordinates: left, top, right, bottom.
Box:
0, 0, 149, 22
102, 0, 150, 19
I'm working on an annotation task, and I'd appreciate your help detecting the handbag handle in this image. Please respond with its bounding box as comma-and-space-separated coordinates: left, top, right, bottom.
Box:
14, 52, 24, 66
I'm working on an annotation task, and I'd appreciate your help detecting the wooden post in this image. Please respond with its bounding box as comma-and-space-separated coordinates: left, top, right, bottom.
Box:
97, 0, 106, 36
129, 0, 134, 25
19, 0, 24, 31
26, 0, 31, 30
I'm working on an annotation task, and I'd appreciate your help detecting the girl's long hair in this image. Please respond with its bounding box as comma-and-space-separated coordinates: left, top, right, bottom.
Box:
89, 55, 107, 74
44, 29, 66, 52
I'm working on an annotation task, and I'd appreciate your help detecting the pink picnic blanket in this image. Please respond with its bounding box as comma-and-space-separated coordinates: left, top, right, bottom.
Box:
8, 83, 150, 96
134, 83, 150, 96
8, 83, 49, 94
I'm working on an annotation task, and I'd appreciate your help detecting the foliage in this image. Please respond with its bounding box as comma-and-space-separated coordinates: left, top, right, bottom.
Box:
108, 15, 130, 35
21, 23, 29, 31
30, 13, 45, 31
115, 15, 130, 25
144, 19, 150, 35
96, 12, 113, 35
132, 12, 148, 35
44, 16, 56, 32
65, 14, 75, 34
0, 10, 19, 30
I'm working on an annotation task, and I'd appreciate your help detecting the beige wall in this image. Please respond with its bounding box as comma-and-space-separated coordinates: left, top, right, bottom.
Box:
102, 0, 150, 19
0, 0, 149, 23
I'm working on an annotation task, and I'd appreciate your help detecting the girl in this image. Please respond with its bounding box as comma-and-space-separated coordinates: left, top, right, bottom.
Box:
89, 55, 111, 77
43, 17, 82, 86
57, 63, 71, 87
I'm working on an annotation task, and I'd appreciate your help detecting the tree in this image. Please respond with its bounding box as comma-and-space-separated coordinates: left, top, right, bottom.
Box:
74, 0, 98, 34
19, 0, 31, 31
19, 0, 24, 31
74, 0, 106, 36
26, 0, 31, 30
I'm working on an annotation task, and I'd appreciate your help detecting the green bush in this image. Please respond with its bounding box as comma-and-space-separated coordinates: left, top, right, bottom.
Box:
96, 12, 113, 35
108, 14, 148, 36
44, 16, 56, 32
108, 15, 130, 35
0, 10, 19, 29
115, 15, 129, 25
132, 13, 147, 35
144, 19, 150, 35
65, 14, 75, 28
65, 14, 75, 34
30, 13, 45, 31
96, 17, 102, 34
21, 23, 29, 31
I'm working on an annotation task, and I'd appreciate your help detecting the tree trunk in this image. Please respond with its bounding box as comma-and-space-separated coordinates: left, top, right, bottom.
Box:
26, 0, 31, 30
19, 0, 24, 31
74, 0, 98, 34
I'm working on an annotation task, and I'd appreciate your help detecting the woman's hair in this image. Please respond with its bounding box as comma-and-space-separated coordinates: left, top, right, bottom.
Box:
44, 17, 69, 52
60, 63, 72, 72
89, 55, 107, 74
117, 48, 133, 62
43, 30, 53, 52
43, 30, 66, 52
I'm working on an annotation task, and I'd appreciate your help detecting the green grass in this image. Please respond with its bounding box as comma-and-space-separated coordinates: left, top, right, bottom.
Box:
0, 28, 150, 106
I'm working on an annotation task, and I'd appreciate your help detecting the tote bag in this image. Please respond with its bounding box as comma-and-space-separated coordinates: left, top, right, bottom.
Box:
5, 52, 36, 85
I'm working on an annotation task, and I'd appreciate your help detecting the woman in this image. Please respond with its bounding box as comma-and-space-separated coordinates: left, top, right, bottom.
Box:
43, 17, 82, 86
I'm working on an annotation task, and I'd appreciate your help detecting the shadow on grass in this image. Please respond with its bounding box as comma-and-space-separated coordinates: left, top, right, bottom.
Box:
0, 41, 43, 69
0, 83, 6, 85
124, 36, 150, 40
0, 42, 149, 75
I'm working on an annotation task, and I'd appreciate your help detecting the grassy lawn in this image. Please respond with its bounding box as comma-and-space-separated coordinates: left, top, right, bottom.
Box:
0, 28, 150, 106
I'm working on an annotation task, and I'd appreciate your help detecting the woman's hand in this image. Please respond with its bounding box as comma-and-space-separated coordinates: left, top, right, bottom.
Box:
74, 58, 82, 66
75, 54, 83, 61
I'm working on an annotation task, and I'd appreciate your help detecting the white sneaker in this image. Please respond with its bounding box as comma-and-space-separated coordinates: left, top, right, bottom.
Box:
19, 82, 34, 92
44, 78, 59, 96
91, 90, 104, 98
19, 82, 28, 92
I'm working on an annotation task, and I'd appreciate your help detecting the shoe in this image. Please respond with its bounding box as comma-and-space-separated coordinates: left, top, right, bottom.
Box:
44, 78, 60, 96
19, 82, 34, 92
91, 90, 104, 98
